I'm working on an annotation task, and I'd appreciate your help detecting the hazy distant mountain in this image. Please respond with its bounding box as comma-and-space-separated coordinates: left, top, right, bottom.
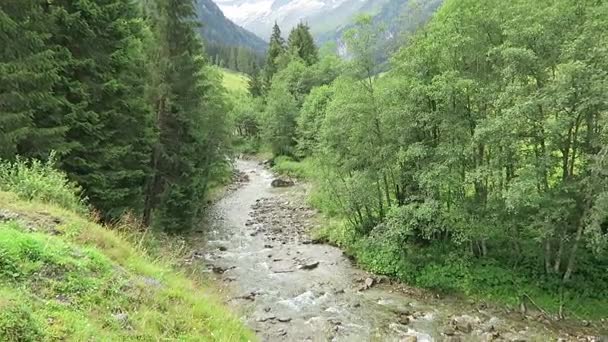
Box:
214, 0, 392, 40
318, 0, 443, 55
195, 0, 268, 53
214, 0, 441, 49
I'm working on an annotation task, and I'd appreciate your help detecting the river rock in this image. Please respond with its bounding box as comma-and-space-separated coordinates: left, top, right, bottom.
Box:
443, 327, 456, 336
358, 277, 376, 291
451, 315, 477, 333
398, 315, 410, 325
271, 178, 295, 188
0, 209, 20, 222
299, 261, 320, 270
400, 336, 417, 342
112, 312, 129, 326
256, 315, 276, 322
211, 266, 226, 274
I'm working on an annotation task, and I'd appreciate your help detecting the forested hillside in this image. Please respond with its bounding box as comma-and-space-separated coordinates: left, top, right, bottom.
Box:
195, 0, 266, 75
237, 0, 608, 320
1, 0, 231, 232
195, 0, 266, 53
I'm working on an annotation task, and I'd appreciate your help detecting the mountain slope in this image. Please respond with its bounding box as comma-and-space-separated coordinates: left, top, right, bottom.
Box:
215, 0, 378, 39
195, 0, 267, 53
215, 0, 441, 46
318, 0, 444, 51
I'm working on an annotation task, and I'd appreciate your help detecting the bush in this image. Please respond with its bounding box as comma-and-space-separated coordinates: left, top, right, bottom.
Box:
272, 156, 317, 179
0, 153, 86, 213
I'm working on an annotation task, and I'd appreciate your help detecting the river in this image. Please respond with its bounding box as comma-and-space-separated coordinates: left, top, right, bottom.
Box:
196, 159, 601, 342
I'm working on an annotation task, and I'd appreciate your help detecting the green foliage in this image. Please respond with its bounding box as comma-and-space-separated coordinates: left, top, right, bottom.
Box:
272, 156, 317, 180
220, 67, 250, 93
261, 82, 299, 156
0, 290, 45, 342
0, 154, 85, 214
47, 0, 154, 221
140, 0, 232, 233
256, 0, 608, 320
287, 23, 319, 66
0, 0, 67, 160
263, 23, 286, 86
2, 0, 234, 231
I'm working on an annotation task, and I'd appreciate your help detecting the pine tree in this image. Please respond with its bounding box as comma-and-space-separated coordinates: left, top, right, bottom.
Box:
263, 22, 286, 85
229, 46, 238, 70
48, 0, 154, 219
248, 63, 264, 97
143, 0, 226, 232
0, 0, 66, 160
287, 22, 318, 66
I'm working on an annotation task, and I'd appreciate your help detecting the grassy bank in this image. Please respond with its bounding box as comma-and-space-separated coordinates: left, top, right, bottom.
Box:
0, 159, 254, 341
220, 68, 249, 94
272, 157, 608, 322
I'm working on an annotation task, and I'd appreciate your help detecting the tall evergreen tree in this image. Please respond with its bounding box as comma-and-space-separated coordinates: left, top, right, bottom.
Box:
248, 63, 264, 97
287, 22, 318, 66
49, 0, 154, 219
0, 0, 66, 160
143, 0, 225, 232
263, 22, 286, 85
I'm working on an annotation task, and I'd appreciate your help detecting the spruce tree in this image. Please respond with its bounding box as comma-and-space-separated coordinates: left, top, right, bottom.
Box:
263, 22, 286, 85
0, 0, 66, 160
287, 22, 318, 66
48, 0, 154, 219
143, 0, 224, 232
248, 63, 264, 97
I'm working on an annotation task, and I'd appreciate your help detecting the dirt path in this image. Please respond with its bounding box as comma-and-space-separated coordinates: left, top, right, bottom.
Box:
194, 159, 601, 342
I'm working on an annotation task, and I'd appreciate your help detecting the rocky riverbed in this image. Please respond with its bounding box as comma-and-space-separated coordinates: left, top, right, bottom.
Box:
191, 159, 606, 342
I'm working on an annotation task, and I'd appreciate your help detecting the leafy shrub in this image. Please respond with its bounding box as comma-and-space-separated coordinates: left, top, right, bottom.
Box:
415, 255, 473, 293
272, 156, 317, 179
233, 136, 261, 155
0, 153, 86, 213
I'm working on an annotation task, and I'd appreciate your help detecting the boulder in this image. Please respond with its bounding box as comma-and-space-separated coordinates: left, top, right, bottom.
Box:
358, 277, 376, 291
299, 261, 320, 270
443, 327, 456, 336
271, 178, 295, 188
398, 315, 410, 325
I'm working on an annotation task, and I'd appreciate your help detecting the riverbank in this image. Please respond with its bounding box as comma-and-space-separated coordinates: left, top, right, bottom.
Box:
270, 156, 608, 338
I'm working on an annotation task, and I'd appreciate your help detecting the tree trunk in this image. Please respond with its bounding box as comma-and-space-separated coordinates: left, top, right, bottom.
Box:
544, 239, 552, 274
553, 237, 564, 273
563, 216, 586, 282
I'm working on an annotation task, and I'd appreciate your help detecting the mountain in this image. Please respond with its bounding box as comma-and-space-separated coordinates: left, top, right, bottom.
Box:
318, 0, 444, 53
195, 0, 268, 53
214, 0, 441, 46
214, 0, 389, 40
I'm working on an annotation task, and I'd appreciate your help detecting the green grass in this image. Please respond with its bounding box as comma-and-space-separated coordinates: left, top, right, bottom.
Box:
0, 158, 254, 341
220, 68, 249, 94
